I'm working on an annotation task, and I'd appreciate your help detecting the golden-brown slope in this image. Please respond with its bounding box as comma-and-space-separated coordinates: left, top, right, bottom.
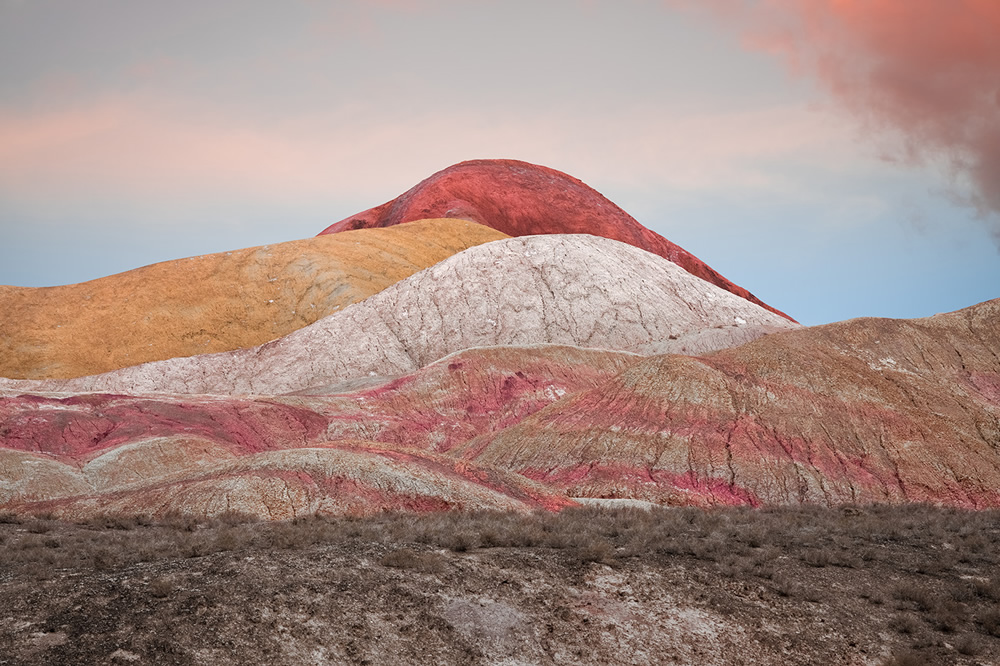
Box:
0, 218, 508, 379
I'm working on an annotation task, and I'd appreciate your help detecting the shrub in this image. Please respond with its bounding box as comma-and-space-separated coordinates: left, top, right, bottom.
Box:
928, 600, 967, 633
91, 547, 118, 571
980, 609, 1000, 637
25, 520, 52, 534
801, 549, 832, 568
882, 651, 926, 666
889, 614, 921, 635
379, 548, 445, 573
893, 584, 936, 612
773, 574, 801, 599
860, 589, 886, 606
972, 578, 1000, 602
149, 576, 175, 599
211, 528, 244, 553
442, 530, 478, 553
87, 515, 140, 531
575, 538, 614, 565
955, 634, 984, 656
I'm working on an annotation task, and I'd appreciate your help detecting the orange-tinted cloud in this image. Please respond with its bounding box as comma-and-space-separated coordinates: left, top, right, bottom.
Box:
686, 0, 1000, 235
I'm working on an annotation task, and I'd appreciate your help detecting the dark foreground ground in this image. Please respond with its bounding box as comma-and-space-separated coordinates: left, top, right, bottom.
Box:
1, 505, 998, 665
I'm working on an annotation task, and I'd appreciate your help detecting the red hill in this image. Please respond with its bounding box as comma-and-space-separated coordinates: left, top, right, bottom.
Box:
319, 159, 793, 321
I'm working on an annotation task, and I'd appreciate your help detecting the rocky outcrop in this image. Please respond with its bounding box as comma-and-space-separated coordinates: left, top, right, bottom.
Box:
0, 235, 797, 396
0, 218, 507, 379
319, 159, 793, 321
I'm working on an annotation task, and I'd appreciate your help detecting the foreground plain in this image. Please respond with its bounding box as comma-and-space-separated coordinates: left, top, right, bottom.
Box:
1, 505, 998, 665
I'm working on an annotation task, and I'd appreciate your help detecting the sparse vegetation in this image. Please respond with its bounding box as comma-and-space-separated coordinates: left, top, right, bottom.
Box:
0, 503, 997, 664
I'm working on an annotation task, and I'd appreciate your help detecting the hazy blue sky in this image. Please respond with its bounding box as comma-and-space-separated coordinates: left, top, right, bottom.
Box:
1, 0, 998, 326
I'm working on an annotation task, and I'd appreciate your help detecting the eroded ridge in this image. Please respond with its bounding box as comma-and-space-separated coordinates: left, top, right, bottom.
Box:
467, 299, 1000, 507
2, 298, 999, 515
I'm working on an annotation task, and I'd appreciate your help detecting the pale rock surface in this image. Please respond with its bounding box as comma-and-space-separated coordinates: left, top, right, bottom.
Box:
0, 235, 798, 396
0, 449, 93, 504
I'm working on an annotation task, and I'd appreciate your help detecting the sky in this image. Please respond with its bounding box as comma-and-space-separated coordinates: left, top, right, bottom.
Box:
1, 0, 998, 327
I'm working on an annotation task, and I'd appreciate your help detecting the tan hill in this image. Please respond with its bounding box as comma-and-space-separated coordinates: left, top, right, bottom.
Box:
0, 235, 797, 396
0, 218, 508, 379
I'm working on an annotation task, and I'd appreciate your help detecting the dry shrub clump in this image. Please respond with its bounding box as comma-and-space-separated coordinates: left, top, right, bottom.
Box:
981, 610, 1000, 637
148, 575, 176, 599
882, 651, 927, 666
379, 547, 446, 573
0, 503, 997, 575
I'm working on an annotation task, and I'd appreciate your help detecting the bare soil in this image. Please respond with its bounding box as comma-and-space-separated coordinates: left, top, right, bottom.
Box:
1, 505, 998, 665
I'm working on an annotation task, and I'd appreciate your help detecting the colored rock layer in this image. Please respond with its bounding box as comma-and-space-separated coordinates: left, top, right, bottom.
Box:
0, 346, 634, 464
319, 159, 793, 321
0, 218, 508, 379
464, 299, 1000, 508
0, 347, 613, 519
1, 441, 571, 521
2, 299, 999, 518
0, 235, 797, 396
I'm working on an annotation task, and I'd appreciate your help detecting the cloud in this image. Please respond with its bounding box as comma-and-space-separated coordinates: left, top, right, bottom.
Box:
680, 0, 1000, 239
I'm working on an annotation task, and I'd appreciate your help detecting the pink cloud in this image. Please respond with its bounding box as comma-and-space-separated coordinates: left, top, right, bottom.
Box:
0, 97, 338, 202
0, 89, 855, 220
682, 0, 1000, 236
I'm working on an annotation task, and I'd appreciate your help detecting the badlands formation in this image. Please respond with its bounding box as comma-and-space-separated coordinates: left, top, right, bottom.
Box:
1, 158, 999, 520
468, 299, 1000, 508
3, 301, 998, 520
0, 218, 506, 379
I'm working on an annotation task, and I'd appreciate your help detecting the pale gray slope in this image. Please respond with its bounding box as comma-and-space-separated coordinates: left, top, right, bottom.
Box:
0, 235, 798, 396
